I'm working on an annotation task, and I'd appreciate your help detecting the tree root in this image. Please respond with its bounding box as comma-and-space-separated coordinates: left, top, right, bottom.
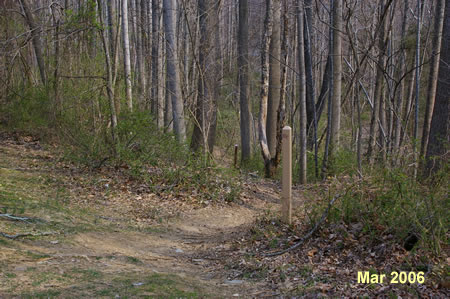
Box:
0, 214, 30, 222
0, 231, 57, 240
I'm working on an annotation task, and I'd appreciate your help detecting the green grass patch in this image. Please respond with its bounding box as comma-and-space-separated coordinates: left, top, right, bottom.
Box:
19, 272, 207, 298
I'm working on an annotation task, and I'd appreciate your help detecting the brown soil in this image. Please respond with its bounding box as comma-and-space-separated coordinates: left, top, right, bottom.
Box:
0, 133, 448, 298
0, 134, 288, 297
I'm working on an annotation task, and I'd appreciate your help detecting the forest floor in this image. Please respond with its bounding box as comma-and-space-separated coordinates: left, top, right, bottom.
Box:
0, 133, 448, 298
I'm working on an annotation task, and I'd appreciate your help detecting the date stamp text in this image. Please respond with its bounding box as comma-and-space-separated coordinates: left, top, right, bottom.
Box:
357, 271, 425, 284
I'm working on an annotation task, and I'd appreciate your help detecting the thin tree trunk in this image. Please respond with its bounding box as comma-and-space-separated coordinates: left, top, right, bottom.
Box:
266, 0, 281, 158
303, 0, 318, 177
107, 0, 120, 115
420, 0, 445, 158
321, 2, 333, 178
413, 0, 422, 177
424, 0, 449, 178
329, 0, 342, 167
303, 0, 315, 143
19, 0, 47, 86
152, 0, 162, 126
135, 0, 146, 107
122, 0, 133, 111
392, 0, 409, 162
238, 0, 251, 163
97, 0, 118, 152
51, 5, 61, 118
400, 66, 416, 149
191, 0, 220, 154
367, 0, 389, 165
316, 54, 331, 125
259, 0, 273, 177
163, 0, 186, 142
298, 0, 307, 184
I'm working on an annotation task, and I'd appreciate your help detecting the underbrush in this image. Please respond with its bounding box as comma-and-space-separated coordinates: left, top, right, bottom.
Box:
328, 166, 449, 255
1, 85, 241, 204
257, 165, 448, 258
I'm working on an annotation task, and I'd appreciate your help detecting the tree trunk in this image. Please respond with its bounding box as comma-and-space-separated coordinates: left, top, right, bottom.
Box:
423, 0, 450, 178
51, 5, 61, 118
413, 0, 422, 177
316, 54, 331, 125
367, 0, 389, 165
298, 0, 307, 184
163, 0, 186, 142
259, 0, 274, 177
135, 0, 146, 107
97, 0, 118, 152
329, 0, 342, 166
238, 0, 252, 163
19, 0, 47, 86
122, 0, 133, 111
420, 0, 445, 158
191, 0, 220, 154
152, 0, 163, 127
303, 0, 316, 146
321, 3, 334, 178
107, 0, 120, 115
392, 0, 408, 161
266, 0, 281, 158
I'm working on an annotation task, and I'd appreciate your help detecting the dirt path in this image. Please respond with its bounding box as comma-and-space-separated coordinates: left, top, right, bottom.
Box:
0, 135, 293, 297
1, 134, 448, 298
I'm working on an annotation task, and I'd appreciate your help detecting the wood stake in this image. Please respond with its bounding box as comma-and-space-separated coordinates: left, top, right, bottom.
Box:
282, 126, 292, 224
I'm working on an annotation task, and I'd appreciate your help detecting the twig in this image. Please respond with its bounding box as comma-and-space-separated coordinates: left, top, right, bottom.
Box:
0, 231, 57, 240
263, 194, 341, 257
0, 214, 30, 222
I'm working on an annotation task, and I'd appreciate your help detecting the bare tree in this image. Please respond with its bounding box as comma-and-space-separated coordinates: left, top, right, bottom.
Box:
303, 0, 318, 177
298, 0, 307, 184
423, 0, 449, 178
266, 0, 281, 158
259, 0, 274, 177
135, 0, 146, 106
413, 0, 422, 177
392, 0, 409, 161
420, 0, 446, 158
122, 0, 133, 111
97, 0, 118, 151
191, 0, 220, 154
19, 0, 47, 85
152, 0, 164, 127
163, 0, 186, 142
328, 0, 342, 169
238, 0, 252, 163
367, 0, 389, 165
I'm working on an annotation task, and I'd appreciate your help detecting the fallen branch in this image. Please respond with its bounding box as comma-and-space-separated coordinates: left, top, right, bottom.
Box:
263, 194, 341, 257
0, 213, 30, 222
0, 231, 57, 240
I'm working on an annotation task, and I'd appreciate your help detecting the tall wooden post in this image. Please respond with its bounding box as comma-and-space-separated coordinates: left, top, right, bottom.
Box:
282, 126, 292, 224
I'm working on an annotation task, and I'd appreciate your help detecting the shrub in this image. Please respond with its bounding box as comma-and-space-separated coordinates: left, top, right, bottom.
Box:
328, 166, 448, 255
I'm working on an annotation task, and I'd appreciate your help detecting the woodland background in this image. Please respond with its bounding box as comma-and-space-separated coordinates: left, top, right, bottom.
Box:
0, 0, 448, 296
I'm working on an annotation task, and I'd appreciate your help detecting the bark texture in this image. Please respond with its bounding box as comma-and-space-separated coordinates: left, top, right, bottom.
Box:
266, 0, 281, 158
163, 0, 186, 142
238, 0, 252, 162
424, 0, 450, 177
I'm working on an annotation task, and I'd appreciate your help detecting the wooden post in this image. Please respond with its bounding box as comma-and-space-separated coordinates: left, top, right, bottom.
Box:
282, 126, 292, 224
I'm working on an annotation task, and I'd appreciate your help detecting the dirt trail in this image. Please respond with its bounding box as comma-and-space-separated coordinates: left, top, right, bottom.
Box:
0, 135, 301, 297
2, 135, 447, 298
